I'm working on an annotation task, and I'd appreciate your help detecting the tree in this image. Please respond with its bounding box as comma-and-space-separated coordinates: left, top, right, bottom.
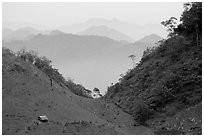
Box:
180, 2, 202, 34
129, 54, 136, 68
161, 17, 178, 37
175, 2, 202, 43
93, 87, 100, 94
25, 50, 38, 63
34, 56, 51, 71
161, 2, 202, 44
17, 47, 27, 61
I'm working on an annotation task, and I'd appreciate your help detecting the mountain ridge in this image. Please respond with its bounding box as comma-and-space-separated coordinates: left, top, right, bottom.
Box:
137, 34, 162, 45
59, 18, 167, 40
78, 25, 134, 42
3, 32, 152, 93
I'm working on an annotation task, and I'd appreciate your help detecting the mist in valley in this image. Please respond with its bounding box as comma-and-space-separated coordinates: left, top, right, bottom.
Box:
3, 2, 183, 94
3, 2, 202, 135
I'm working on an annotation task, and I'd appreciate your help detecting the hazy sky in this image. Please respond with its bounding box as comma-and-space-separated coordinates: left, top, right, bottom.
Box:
3, 2, 184, 27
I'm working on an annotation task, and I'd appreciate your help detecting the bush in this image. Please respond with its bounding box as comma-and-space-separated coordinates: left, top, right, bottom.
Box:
65, 80, 92, 98
134, 104, 155, 125
16, 48, 92, 98
141, 46, 157, 62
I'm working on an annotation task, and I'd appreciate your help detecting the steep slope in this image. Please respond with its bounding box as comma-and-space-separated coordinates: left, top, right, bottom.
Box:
105, 3, 202, 134
104, 36, 202, 135
2, 48, 154, 135
78, 25, 134, 42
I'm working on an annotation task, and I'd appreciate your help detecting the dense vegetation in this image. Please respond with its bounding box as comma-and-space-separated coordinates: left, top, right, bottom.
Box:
3, 47, 92, 98
104, 2, 202, 127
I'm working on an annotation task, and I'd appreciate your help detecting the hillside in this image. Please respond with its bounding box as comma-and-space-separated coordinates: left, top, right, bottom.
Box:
78, 25, 134, 42
104, 3, 202, 134
3, 33, 151, 93
105, 35, 202, 135
3, 2, 201, 135
2, 47, 154, 135
104, 2, 202, 134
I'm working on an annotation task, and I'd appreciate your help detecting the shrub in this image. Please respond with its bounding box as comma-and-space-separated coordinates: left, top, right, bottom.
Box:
16, 48, 92, 98
134, 104, 155, 125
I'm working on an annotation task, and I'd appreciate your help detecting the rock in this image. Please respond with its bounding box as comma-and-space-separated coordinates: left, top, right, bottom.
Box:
38, 115, 48, 122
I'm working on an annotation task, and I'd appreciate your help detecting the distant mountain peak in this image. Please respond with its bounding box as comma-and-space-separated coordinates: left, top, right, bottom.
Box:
78, 25, 134, 42
50, 30, 65, 35
137, 34, 162, 45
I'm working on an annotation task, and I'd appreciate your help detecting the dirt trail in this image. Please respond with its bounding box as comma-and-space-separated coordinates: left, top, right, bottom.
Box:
2, 54, 154, 135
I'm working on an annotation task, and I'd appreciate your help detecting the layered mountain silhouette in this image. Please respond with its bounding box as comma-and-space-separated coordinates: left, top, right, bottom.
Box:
49, 30, 66, 35
59, 18, 167, 40
78, 25, 134, 42
2, 21, 54, 30
2, 27, 41, 42
3, 2, 202, 135
137, 34, 162, 45
3, 31, 157, 92
3, 18, 166, 42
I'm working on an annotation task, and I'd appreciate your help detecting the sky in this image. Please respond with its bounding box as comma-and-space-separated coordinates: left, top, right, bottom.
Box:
3, 2, 184, 27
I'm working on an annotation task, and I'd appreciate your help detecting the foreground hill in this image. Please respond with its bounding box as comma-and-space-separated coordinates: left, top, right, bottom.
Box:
104, 3, 202, 134
2, 48, 154, 135
104, 36, 202, 135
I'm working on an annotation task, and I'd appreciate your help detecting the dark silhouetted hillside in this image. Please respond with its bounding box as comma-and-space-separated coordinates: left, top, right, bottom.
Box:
104, 2, 202, 135
105, 35, 202, 135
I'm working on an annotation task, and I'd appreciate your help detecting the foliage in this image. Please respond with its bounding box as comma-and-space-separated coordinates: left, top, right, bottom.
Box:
178, 2, 202, 36
93, 87, 100, 93
65, 80, 92, 98
163, 2, 202, 41
16, 48, 92, 98
105, 2, 202, 124
141, 46, 157, 62
132, 101, 155, 125
161, 17, 178, 37
128, 54, 136, 68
